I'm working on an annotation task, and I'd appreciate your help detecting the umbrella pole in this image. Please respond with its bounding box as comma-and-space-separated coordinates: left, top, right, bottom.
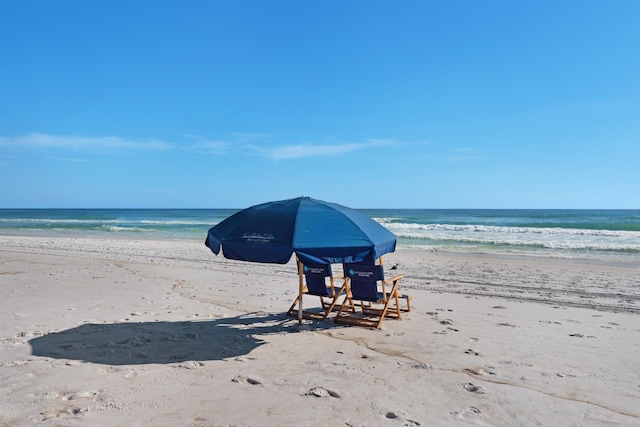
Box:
297, 257, 304, 325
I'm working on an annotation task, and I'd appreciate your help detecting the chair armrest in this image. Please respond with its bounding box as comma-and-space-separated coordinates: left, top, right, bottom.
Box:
383, 275, 408, 297
383, 274, 405, 284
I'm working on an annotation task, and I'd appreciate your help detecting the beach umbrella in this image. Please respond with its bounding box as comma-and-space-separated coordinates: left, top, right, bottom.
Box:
205, 196, 397, 324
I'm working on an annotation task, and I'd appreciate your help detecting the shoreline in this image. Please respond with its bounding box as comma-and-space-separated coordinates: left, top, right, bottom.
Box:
2, 232, 638, 267
1, 235, 640, 425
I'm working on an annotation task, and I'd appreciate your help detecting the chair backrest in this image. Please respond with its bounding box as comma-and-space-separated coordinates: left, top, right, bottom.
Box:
344, 263, 385, 302
303, 264, 333, 297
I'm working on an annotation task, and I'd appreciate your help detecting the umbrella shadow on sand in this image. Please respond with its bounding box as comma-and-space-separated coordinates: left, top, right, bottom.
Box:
29, 312, 315, 365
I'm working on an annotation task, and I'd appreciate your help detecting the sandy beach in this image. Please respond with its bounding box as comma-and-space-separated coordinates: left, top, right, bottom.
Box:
1, 235, 639, 426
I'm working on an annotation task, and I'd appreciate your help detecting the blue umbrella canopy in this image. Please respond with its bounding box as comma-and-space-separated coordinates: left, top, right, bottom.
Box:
205, 197, 396, 265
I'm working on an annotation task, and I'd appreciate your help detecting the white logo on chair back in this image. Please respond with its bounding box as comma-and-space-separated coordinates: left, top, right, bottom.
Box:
350, 269, 374, 278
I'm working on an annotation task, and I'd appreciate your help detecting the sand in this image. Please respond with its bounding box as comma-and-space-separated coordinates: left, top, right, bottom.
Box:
1, 235, 639, 426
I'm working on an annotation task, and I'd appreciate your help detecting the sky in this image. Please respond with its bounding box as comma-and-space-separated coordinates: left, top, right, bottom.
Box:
1, 1, 639, 209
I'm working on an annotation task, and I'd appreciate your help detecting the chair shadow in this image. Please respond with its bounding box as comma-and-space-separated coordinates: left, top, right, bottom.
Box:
28, 312, 314, 365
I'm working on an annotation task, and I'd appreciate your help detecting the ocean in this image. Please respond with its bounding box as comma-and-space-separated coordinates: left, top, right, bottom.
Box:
1, 208, 639, 264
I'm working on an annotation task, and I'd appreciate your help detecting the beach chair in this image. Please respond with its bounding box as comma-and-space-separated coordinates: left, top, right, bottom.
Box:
335, 259, 411, 328
287, 263, 354, 321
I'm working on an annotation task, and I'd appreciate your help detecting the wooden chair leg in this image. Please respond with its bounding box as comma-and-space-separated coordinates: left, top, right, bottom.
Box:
286, 295, 301, 317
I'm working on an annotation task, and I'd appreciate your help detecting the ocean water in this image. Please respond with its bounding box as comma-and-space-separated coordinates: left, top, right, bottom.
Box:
1, 208, 639, 264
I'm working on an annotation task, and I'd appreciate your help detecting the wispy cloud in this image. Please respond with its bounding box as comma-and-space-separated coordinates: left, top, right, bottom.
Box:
0, 133, 403, 161
232, 132, 272, 143
184, 133, 273, 155
446, 148, 478, 162
255, 138, 397, 160
189, 140, 231, 155
0, 133, 174, 153
183, 134, 231, 155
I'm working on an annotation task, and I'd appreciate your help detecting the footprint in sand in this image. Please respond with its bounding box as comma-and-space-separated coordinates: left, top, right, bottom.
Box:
384, 411, 421, 425
305, 387, 341, 398
439, 319, 460, 332
0, 359, 30, 367
51, 390, 100, 401
464, 366, 497, 376
464, 348, 481, 356
463, 382, 487, 394
40, 406, 86, 421
60, 342, 90, 351
64, 360, 86, 366
451, 406, 482, 421
231, 375, 262, 385
497, 322, 519, 327
173, 361, 205, 369
555, 372, 577, 378
398, 361, 433, 370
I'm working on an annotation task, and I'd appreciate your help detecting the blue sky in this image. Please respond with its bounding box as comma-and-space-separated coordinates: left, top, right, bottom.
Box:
1, 1, 639, 209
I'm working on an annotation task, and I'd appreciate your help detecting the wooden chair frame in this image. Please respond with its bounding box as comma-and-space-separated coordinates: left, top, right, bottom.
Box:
334, 258, 411, 328
287, 261, 355, 321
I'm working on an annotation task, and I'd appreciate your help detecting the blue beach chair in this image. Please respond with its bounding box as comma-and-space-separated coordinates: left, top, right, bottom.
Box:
287, 263, 354, 321
335, 259, 411, 328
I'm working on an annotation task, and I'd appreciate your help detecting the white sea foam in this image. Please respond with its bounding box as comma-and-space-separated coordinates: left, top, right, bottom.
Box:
0, 218, 120, 224
107, 226, 151, 233
139, 220, 209, 225
381, 222, 640, 252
